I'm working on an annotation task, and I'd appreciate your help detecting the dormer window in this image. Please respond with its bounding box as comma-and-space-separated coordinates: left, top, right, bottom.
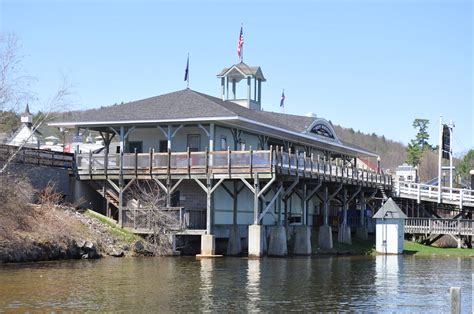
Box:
310, 124, 334, 139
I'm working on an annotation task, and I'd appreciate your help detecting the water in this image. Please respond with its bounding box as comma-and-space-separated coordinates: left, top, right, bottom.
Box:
0, 255, 472, 312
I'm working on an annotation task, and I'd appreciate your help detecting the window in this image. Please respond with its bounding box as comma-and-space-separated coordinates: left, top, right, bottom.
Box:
187, 134, 201, 152
128, 141, 143, 153
240, 140, 246, 151
159, 140, 168, 152
220, 136, 227, 151
310, 124, 334, 139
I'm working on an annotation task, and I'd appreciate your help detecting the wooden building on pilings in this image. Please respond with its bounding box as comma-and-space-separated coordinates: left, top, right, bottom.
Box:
51, 62, 392, 256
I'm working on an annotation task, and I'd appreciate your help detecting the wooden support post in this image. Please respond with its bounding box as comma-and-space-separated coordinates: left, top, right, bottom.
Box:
250, 146, 253, 175
270, 145, 274, 175
359, 191, 365, 226
323, 186, 329, 226
206, 177, 212, 234
134, 148, 138, 178
233, 181, 238, 225
149, 148, 153, 177
105, 150, 109, 179
227, 147, 231, 177
302, 183, 307, 225
187, 147, 191, 176
88, 150, 92, 179
342, 188, 348, 225
253, 174, 260, 225
277, 181, 282, 226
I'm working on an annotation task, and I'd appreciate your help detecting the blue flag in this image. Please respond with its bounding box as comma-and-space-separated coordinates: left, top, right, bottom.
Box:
184, 55, 189, 82
280, 90, 285, 107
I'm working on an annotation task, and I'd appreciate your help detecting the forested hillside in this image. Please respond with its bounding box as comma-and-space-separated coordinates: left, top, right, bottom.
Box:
333, 125, 406, 171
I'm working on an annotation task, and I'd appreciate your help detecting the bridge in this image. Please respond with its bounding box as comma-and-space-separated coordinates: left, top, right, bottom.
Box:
394, 181, 474, 209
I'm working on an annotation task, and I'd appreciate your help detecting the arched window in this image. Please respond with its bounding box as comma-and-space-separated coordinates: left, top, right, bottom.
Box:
310, 123, 335, 139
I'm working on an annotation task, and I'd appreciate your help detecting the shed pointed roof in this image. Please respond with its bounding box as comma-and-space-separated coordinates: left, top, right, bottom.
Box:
372, 198, 407, 219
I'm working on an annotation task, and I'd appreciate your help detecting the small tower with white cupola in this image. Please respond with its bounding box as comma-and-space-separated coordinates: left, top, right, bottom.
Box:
217, 62, 266, 111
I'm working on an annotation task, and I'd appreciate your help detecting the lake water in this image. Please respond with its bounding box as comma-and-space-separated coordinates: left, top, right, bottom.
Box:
0, 255, 472, 312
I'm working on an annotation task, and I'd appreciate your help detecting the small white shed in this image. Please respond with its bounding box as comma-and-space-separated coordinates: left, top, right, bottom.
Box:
373, 198, 407, 254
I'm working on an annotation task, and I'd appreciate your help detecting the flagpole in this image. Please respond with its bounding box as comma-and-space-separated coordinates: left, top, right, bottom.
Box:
241, 23, 243, 63
187, 53, 190, 88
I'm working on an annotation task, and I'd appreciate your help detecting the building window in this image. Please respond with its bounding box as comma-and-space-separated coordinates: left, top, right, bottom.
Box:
240, 140, 246, 151
187, 134, 201, 152
220, 136, 227, 150
310, 124, 334, 139
128, 141, 143, 153
159, 140, 168, 152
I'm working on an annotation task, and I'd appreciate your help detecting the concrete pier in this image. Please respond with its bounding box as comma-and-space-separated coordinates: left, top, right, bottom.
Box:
293, 226, 312, 255
337, 224, 352, 244
199, 234, 216, 256
226, 225, 242, 255
318, 225, 333, 250
248, 224, 265, 257
268, 226, 288, 256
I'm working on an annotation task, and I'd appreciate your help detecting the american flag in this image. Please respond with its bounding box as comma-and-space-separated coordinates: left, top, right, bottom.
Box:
237, 26, 244, 61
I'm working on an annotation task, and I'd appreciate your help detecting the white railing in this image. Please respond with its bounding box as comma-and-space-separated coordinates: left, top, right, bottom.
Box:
394, 181, 474, 208
405, 218, 474, 236
76, 148, 391, 186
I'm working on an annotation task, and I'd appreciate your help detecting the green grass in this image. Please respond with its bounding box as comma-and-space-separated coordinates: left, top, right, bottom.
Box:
316, 236, 474, 257
403, 241, 474, 257
84, 209, 141, 243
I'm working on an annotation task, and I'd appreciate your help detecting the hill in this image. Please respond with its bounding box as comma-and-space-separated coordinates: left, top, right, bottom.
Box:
333, 125, 407, 171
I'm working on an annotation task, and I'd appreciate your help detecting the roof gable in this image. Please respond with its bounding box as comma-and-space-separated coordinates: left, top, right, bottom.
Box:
373, 198, 407, 219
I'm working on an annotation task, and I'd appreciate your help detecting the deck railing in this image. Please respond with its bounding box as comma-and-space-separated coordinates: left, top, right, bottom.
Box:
405, 218, 474, 236
0, 144, 74, 169
76, 148, 392, 186
394, 181, 474, 208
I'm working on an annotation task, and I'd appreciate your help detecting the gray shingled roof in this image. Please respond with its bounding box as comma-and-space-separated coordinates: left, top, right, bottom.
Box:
52, 88, 378, 157
55, 89, 315, 133
217, 62, 266, 81
372, 198, 407, 219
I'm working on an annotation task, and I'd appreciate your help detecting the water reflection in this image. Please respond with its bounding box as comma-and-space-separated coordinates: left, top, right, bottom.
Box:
246, 259, 261, 312
0, 256, 471, 312
375, 255, 400, 310
199, 258, 215, 312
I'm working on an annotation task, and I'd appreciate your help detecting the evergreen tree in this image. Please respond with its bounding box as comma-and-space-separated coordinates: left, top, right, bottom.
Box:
406, 118, 431, 167
457, 149, 474, 180
406, 141, 422, 167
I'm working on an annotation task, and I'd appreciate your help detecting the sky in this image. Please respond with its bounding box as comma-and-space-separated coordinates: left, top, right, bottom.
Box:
1, 0, 472, 155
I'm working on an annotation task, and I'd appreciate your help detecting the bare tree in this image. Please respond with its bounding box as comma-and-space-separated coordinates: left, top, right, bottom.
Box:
0, 76, 73, 174
125, 181, 181, 256
0, 33, 35, 112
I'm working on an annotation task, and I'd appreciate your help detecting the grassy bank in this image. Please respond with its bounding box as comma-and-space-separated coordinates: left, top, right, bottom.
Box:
403, 241, 474, 257
325, 237, 474, 257
83, 209, 141, 243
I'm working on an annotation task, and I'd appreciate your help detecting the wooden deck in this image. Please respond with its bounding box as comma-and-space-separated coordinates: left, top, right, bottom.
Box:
75, 149, 392, 188
405, 218, 474, 236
